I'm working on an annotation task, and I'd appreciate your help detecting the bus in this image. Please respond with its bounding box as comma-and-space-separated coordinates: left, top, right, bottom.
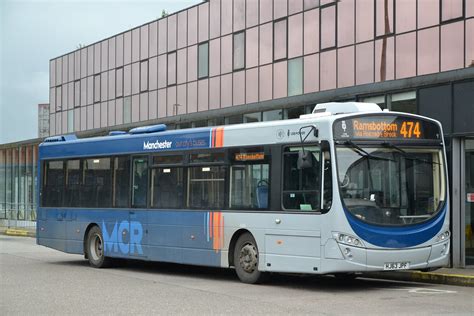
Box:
37, 102, 450, 283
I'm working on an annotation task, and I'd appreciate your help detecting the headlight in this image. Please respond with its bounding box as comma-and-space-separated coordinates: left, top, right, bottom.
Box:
436, 230, 450, 243
333, 232, 364, 247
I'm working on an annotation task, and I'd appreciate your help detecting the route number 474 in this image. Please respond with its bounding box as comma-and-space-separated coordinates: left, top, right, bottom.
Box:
400, 121, 421, 138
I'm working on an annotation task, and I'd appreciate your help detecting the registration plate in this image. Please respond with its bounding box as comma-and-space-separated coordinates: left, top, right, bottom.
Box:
383, 262, 410, 271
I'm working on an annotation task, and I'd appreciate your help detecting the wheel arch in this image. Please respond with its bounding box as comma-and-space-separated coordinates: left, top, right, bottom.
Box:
83, 223, 99, 258
228, 229, 254, 267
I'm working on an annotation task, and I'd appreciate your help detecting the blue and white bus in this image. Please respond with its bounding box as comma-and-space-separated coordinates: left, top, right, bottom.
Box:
37, 102, 450, 283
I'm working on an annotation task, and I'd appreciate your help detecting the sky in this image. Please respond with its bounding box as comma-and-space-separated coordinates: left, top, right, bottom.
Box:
0, 0, 199, 144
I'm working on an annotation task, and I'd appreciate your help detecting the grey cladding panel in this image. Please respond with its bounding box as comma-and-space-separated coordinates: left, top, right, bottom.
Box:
453, 81, 474, 134
418, 84, 452, 134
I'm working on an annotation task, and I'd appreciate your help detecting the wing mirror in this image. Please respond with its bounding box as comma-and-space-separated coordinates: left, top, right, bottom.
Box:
297, 150, 314, 169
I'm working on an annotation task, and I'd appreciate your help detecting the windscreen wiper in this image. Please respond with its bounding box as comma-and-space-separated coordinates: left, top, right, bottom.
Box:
343, 141, 394, 162
381, 142, 440, 165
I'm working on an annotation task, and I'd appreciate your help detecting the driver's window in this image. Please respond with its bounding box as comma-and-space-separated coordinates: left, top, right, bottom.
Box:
229, 164, 270, 209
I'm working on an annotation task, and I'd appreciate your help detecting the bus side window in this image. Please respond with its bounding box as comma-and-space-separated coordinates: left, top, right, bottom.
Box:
82, 158, 112, 208
282, 146, 321, 211
42, 160, 65, 207
187, 166, 226, 209
151, 167, 184, 209
65, 160, 82, 207
187, 152, 226, 209
132, 157, 148, 208
229, 164, 270, 210
114, 156, 130, 208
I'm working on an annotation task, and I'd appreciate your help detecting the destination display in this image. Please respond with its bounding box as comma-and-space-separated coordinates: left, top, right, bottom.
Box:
333, 115, 441, 140
234, 152, 265, 161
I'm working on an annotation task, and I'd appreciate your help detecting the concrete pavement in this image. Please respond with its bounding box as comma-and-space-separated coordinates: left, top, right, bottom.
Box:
1, 227, 473, 288
1, 235, 473, 315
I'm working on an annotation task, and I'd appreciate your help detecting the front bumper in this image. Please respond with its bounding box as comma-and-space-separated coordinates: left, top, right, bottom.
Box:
322, 239, 450, 273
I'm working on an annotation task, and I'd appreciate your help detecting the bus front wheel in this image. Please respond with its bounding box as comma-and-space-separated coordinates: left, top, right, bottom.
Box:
86, 226, 110, 268
234, 233, 266, 284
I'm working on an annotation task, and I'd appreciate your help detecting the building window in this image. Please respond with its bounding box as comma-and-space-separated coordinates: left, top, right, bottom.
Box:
140, 60, 148, 92
285, 106, 306, 119
101, 72, 108, 102
375, 0, 394, 37
116, 67, 123, 97
74, 80, 80, 107
123, 96, 132, 124
198, 42, 209, 79
360, 95, 386, 109
304, 0, 319, 10
441, 0, 463, 22
360, 91, 416, 113
262, 109, 283, 121
288, 58, 303, 96
225, 114, 243, 125
390, 91, 416, 114
56, 86, 62, 111
168, 52, 177, 86
274, 19, 287, 61
233, 32, 245, 70
320, 4, 336, 49
67, 111, 74, 133
93, 75, 100, 103
244, 112, 261, 123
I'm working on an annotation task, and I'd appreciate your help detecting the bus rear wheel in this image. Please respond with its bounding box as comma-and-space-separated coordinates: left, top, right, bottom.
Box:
234, 233, 266, 284
86, 226, 110, 268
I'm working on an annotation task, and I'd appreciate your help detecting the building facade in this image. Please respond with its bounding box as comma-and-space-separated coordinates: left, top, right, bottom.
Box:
1, 0, 474, 265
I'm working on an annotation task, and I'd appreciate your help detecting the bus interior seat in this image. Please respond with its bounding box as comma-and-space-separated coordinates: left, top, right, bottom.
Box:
256, 180, 269, 209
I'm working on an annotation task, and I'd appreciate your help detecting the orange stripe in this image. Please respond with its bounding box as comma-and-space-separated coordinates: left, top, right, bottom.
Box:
219, 127, 224, 147
215, 127, 224, 148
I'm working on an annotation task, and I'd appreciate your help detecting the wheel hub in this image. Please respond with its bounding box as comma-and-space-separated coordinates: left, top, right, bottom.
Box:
90, 234, 103, 261
239, 244, 258, 273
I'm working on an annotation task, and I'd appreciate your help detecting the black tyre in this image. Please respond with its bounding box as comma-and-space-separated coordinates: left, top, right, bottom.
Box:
85, 226, 110, 268
233, 233, 266, 284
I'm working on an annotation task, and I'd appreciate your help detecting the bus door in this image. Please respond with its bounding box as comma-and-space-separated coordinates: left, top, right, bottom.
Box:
129, 156, 148, 258
264, 144, 330, 273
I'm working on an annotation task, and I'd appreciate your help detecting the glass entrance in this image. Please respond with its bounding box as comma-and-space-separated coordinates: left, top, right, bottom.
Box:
465, 139, 474, 266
